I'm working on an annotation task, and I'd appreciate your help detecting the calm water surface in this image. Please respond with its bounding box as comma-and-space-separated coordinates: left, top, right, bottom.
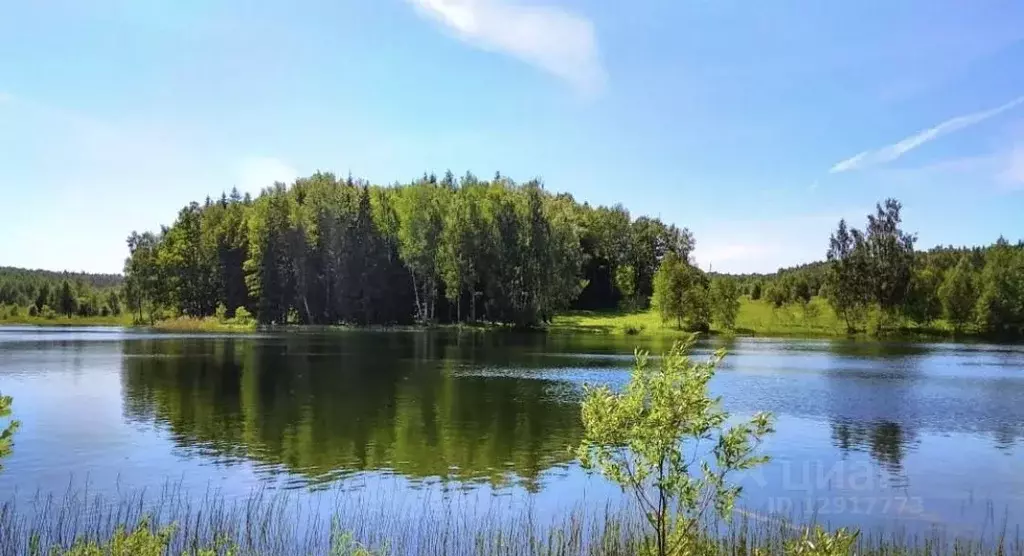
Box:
0, 326, 1021, 537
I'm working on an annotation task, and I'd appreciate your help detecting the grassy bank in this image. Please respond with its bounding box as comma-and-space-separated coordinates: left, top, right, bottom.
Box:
0, 487, 1017, 556
550, 297, 968, 340
0, 313, 132, 327
2, 297, 978, 342
148, 316, 258, 333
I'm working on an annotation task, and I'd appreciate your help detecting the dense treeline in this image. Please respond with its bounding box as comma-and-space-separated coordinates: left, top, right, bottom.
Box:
823, 199, 1024, 336
725, 262, 828, 308
660, 199, 1024, 337
0, 267, 123, 319
123, 172, 692, 327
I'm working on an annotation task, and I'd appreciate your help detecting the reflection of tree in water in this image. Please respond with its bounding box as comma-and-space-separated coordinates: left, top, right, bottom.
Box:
830, 419, 917, 486
120, 334, 583, 492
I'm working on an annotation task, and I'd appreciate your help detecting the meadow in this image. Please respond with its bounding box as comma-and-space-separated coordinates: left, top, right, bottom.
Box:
550, 297, 965, 339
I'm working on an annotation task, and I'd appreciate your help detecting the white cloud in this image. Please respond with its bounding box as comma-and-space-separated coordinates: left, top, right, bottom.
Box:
409, 0, 605, 95
829, 95, 1024, 173
237, 157, 298, 192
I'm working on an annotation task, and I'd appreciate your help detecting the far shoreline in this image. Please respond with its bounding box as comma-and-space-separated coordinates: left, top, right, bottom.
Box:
3, 301, 1017, 344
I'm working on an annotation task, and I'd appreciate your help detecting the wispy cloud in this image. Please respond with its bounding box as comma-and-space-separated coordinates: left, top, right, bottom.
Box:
829, 95, 1024, 173
409, 0, 605, 95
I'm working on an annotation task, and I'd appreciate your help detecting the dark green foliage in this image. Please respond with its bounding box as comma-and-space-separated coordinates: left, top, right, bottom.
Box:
791, 277, 812, 305
123, 172, 675, 328
574, 206, 692, 310
862, 199, 917, 316
709, 278, 741, 329
818, 199, 1022, 337
0, 391, 17, 470
57, 281, 78, 318
104, 188, 1024, 339
904, 265, 942, 325
974, 238, 1024, 336
939, 255, 976, 332
652, 253, 709, 331
764, 281, 791, 308
0, 268, 122, 319
823, 199, 917, 333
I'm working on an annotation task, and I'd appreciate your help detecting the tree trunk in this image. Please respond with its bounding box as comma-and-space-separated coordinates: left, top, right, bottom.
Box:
410, 271, 422, 322
470, 290, 476, 323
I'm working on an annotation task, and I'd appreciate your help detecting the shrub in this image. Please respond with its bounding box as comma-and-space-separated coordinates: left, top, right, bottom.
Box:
150, 308, 167, 323
577, 337, 774, 556
27, 305, 38, 317
215, 303, 228, 322
60, 518, 175, 556
233, 307, 254, 325
784, 526, 859, 556
621, 323, 645, 336
42, 306, 57, 320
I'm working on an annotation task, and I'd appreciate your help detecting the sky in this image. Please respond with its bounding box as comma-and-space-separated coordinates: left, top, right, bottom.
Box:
2, 0, 1023, 275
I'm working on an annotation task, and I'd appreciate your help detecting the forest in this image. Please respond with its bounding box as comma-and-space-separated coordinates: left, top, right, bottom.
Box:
120, 171, 691, 327
2, 174, 1022, 338
695, 199, 1024, 337
0, 267, 122, 320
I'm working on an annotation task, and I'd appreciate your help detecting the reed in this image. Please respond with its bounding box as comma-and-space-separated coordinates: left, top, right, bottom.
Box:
0, 484, 1017, 555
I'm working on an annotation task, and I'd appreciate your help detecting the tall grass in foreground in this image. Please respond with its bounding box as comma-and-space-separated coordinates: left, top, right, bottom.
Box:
0, 485, 1019, 555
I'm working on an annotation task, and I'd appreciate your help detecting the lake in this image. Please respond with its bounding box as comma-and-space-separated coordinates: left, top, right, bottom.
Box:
0, 326, 1021, 543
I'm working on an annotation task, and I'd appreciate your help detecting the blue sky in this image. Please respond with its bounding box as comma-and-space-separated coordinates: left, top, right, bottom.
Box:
2, 0, 1023, 274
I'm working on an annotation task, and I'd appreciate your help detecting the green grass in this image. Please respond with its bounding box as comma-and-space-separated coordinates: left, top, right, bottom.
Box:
0, 297, 979, 342
148, 316, 257, 333
550, 297, 970, 340
0, 312, 133, 327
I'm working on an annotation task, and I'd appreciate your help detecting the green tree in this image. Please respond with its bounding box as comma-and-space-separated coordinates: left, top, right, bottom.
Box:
440, 188, 484, 322
792, 276, 812, 305
825, 219, 869, 332
764, 282, 790, 308
939, 255, 976, 333
58, 280, 78, 317
124, 231, 164, 324
245, 184, 296, 324
106, 290, 122, 316
395, 182, 444, 322
750, 281, 762, 301
614, 263, 638, 310
34, 283, 51, 312
863, 199, 917, 318
652, 256, 709, 331
709, 278, 741, 330
0, 392, 18, 470
975, 238, 1024, 336
652, 253, 687, 328
905, 265, 942, 325
577, 338, 773, 556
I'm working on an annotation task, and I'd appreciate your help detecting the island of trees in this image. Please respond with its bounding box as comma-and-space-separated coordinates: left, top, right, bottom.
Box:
119, 171, 692, 328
